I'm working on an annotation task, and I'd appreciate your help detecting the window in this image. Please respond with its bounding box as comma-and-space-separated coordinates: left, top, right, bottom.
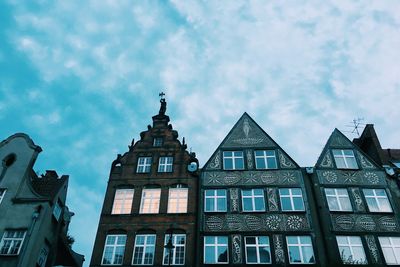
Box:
204, 189, 227, 212
286, 236, 315, 264
53, 200, 62, 221
378, 237, 400, 265
137, 157, 152, 173
223, 151, 244, 170
363, 189, 392, 212
392, 162, 400, 168
0, 230, 26, 255
332, 149, 358, 169
168, 187, 188, 213
204, 236, 228, 264
132, 234, 156, 265
254, 150, 277, 169
140, 189, 161, 214
336, 236, 367, 264
37, 243, 49, 267
101, 235, 126, 265
158, 157, 173, 172
245, 236, 271, 264
112, 189, 134, 214
163, 234, 186, 265
0, 189, 6, 204
324, 188, 352, 211
153, 137, 163, 147
279, 188, 305, 211
241, 189, 265, 212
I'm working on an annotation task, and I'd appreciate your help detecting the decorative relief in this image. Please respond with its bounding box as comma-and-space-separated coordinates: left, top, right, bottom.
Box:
232, 235, 242, 264
357, 152, 375, 169
208, 151, 221, 169
320, 151, 333, 168
203, 170, 301, 186
230, 188, 239, 212
204, 214, 310, 232
274, 235, 285, 264
278, 150, 296, 168
246, 150, 253, 169
330, 133, 353, 148
365, 235, 379, 263
332, 214, 399, 232
351, 188, 365, 212
267, 188, 279, 211
317, 170, 386, 185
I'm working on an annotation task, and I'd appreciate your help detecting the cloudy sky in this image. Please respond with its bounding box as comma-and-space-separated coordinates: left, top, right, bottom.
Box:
1, 0, 399, 264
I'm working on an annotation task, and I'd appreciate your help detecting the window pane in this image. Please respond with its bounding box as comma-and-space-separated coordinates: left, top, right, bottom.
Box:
302, 246, 315, 263
281, 197, 292, 211
288, 246, 301, 263
243, 198, 253, 211
293, 197, 305, 210
260, 247, 271, 263
378, 198, 392, 212
287, 236, 297, 244
335, 158, 346, 168
256, 158, 266, 169
224, 159, 233, 170
246, 237, 256, 244
246, 247, 257, 263
204, 247, 214, 264
254, 198, 265, 211
347, 158, 358, 169
217, 247, 228, 263
205, 198, 214, 211
235, 158, 244, 169
382, 248, 396, 264
217, 198, 226, 211
217, 190, 226, 196
366, 198, 379, 212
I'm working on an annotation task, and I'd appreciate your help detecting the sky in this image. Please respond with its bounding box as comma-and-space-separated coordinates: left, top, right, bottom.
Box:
1, 0, 400, 265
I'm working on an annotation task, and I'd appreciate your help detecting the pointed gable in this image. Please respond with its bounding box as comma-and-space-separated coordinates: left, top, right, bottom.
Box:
204, 113, 297, 170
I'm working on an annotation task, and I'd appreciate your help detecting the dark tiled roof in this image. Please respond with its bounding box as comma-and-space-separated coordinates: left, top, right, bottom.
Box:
31, 170, 68, 200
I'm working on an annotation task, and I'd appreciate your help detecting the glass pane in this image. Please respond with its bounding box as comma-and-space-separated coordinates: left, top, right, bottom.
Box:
204, 247, 215, 264
147, 235, 156, 244
266, 157, 277, 168
217, 246, 228, 263
234, 151, 243, 157
325, 188, 335, 195
243, 198, 253, 211
349, 236, 361, 245
300, 236, 311, 244
366, 198, 379, 212
218, 236, 228, 244
205, 198, 214, 211
392, 237, 400, 246
258, 237, 269, 245
382, 247, 396, 264
287, 236, 298, 244
259, 247, 271, 263
343, 150, 354, 156
279, 189, 289, 195
293, 197, 304, 210
281, 197, 292, 211
224, 158, 233, 170
378, 237, 390, 246
242, 190, 251, 196
235, 158, 244, 169
256, 158, 266, 169
106, 236, 115, 245
375, 189, 386, 196
327, 196, 340, 210
347, 158, 358, 169
117, 235, 126, 244
336, 236, 348, 245
217, 190, 226, 196
217, 198, 226, 211
378, 198, 392, 212
254, 197, 265, 211
205, 190, 214, 197
292, 188, 302, 195
288, 246, 301, 263
339, 197, 352, 211
352, 247, 366, 263
246, 247, 257, 263
136, 236, 145, 245
363, 189, 373, 196
204, 236, 214, 244
335, 158, 346, 168
339, 246, 352, 263
245, 237, 256, 244
254, 151, 263, 157
254, 189, 263, 196
332, 150, 342, 156
302, 246, 315, 263
265, 150, 275, 156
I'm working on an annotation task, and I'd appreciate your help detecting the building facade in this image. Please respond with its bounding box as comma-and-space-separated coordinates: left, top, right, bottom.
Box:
198, 113, 323, 266
90, 98, 199, 267
0, 133, 84, 267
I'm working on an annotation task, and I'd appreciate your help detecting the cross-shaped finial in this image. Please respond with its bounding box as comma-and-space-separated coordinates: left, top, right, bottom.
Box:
159, 92, 165, 100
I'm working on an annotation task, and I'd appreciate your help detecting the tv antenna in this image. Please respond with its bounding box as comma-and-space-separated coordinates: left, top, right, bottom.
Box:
344, 118, 365, 137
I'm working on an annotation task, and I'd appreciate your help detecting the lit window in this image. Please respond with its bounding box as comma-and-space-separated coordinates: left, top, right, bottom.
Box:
53, 200, 62, 221
279, 188, 305, 211
163, 234, 186, 265
137, 157, 152, 173
132, 234, 156, 265
378, 237, 400, 265
241, 189, 265, 212
140, 189, 161, 214
153, 138, 163, 147
158, 157, 173, 172
336, 236, 367, 264
286, 236, 315, 264
101, 235, 126, 265
223, 151, 244, 170
244, 236, 271, 264
324, 188, 352, 211
332, 149, 358, 169
168, 187, 188, 213
112, 189, 134, 214
363, 189, 392, 212
0, 189, 6, 204
204, 236, 228, 264
0, 230, 26, 255
204, 189, 227, 212
254, 150, 277, 169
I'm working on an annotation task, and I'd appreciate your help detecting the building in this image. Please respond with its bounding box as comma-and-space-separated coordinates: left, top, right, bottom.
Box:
0, 133, 84, 267
198, 113, 323, 266
309, 128, 400, 266
90, 97, 199, 267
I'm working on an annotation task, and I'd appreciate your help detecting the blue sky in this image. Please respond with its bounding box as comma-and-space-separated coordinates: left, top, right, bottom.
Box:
1, 0, 399, 265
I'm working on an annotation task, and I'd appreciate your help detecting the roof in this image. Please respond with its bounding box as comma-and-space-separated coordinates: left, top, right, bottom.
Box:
31, 170, 68, 200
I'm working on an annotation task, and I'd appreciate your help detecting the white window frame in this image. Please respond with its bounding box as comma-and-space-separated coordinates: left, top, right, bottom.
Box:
101, 234, 126, 265
167, 187, 188, 213
241, 189, 265, 212
279, 188, 305, 211
378, 237, 400, 265
286, 236, 315, 264
0, 230, 26, 255
137, 157, 152, 173
332, 149, 358, 169
254, 150, 277, 169
223, 151, 244, 170
203, 236, 229, 264
111, 189, 134, 215
153, 137, 163, 147
363, 189, 393, 213
163, 234, 186, 265
53, 200, 62, 221
244, 236, 271, 264
336, 236, 367, 265
132, 234, 156, 265
0, 188, 6, 204
204, 189, 227, 212
158, 156, 173, 172
139, 188, 161, 214
36, 243, 49, 267
324, 188, 353, 211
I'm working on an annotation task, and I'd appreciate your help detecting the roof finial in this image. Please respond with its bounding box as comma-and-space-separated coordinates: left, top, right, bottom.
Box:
159, 91, 167, 115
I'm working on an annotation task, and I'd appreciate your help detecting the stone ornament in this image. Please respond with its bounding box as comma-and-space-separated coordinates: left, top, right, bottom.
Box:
267, 188, 279, 211
208, 151, 221, 170
351, 188, 365, 212
278, 150, 296, 169
274, 235, 285, 264
320, 151, 334, 168
365, 172, 379, 184
230, 188, 239, 212
329, 132, 354, 148
232, 235, 242, 264
322, 171, 337, 183
246, 150, 253, 169
365, 235, 379, 263
332, 214, 399, 232
357, 151, 375, 169
317, 170, 386, 186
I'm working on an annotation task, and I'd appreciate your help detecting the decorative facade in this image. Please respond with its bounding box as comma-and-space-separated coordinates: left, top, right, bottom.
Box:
90, 97, 199, 267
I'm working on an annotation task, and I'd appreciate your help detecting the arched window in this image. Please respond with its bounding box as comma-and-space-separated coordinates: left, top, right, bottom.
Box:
139, 185, 161, 214
132, 229, 157, 265
168, 184, 188, 213
101, 230, 127, 265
